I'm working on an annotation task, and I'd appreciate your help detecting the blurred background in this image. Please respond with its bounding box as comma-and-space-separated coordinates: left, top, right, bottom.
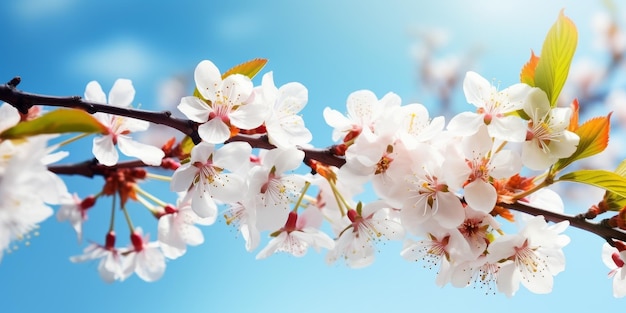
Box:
1, 0, 626, 312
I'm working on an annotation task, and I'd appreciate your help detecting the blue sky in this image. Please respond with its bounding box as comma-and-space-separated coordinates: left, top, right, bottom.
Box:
1, 0, 625, 312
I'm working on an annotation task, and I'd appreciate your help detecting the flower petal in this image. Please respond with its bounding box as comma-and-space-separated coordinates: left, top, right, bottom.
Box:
208, 173, 245, 203
434, 192, 465, 228
190, 142, 215, 163
463, 71, 492, 108
134, 248, 166, 282
120, 117, 150, 133
276, 82, 308, 114
447, 111, 483, 136
198, 118, 231, 144
488, 116, 527, 142
92, 135, 118, 166
0, 103, 20, 131
499, 83, 532, 111
85, 81, 106, 103
521, 141, 554, 170
524, 88, 551, 119
191, 185, 218, 219
178, 96, 211, 123
256, 232, 286, 260
229, 102, 266, 130
194, 60, 221, 102
117, 136, 165, 166
464, 180, 497, 213
213, 141, 252, 172
496, 261, 520, 297
346, 89, 379, 123
222, 74, 253, 106
108, 79, 135, 108
489, 149, 521, 179
269, 147, 305, 173
170, 165, 196, 192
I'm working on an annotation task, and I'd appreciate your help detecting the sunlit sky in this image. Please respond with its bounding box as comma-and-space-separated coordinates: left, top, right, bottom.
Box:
1, 1, 625, 312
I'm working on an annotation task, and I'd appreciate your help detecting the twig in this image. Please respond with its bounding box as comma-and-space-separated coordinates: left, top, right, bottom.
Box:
0, 78, 201, 144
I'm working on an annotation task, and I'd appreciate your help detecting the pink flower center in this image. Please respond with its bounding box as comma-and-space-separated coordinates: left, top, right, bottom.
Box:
208, 103, 232, 124
467, 158, 490, 183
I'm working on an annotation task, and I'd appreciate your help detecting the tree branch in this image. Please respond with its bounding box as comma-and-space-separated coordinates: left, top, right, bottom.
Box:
226, 134, 347, 168
47, 159, 149, 177
4, 77, 625, 245
0, 78, 201, 144
500, 201, 626, 244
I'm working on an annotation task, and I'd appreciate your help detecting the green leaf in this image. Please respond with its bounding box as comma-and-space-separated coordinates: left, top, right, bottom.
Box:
552, 113, 611, 172
180, 135, 195, 157
0, 108, 108, 139
557, 169, 626, 199
533, 9, 578, 107
221, 58, 268, 80
604, 159, 626, 211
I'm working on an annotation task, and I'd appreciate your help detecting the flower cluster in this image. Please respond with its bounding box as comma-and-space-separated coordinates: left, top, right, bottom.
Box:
66, 61, 317, 283
319, 70, 575, 295
61, 60, 579, 295
0, 47, 624, 298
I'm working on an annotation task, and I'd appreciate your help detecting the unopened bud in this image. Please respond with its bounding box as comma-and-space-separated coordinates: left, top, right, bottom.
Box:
132, 168, 147, 179
130, 232, 144, 252
104, 231, 116, 250
80, 195, 97, 210
161, 158, 180, 170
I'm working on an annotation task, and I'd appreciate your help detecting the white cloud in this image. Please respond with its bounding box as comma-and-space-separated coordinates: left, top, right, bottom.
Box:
69, 38, 164, 81
213, 12, 262, 42
12, 0, 78, 20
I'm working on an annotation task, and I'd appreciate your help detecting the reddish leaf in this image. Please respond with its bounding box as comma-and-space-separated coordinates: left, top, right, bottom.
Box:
520, 50, 540, 86
568, 98, 580, 132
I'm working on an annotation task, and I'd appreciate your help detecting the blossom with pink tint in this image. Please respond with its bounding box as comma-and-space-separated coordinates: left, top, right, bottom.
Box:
70, 231, 131, 283
254, 72, 312, 149
602, 242, 626, 298
56, 193, 96, 241
487, 216, 569, 296
447, 71, 530, 142
87, 79, 165, 166
223, 199, 261, 252
127, 227, 166, 282
177, 60, 265, 144
326, 201, 404, 268
170, 141, 251, 219
445, 126, 521, 213
256, 207, 334, 259
401, 144, 465, 231
522, 88, 579, 170
247, 147, 306, 231
157, 198, 214, 260
323, 90, 400, 142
